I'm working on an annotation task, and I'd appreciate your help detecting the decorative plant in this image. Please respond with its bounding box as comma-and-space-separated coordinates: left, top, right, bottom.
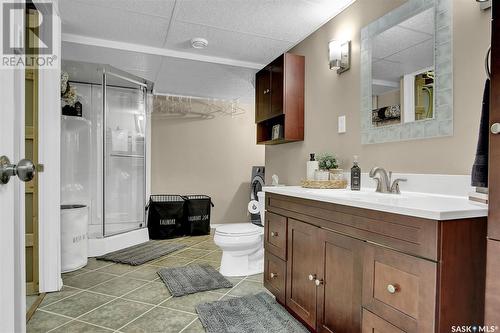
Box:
61, 72, 69, 95
318, 153, 338, 170
61, 72, 78, 106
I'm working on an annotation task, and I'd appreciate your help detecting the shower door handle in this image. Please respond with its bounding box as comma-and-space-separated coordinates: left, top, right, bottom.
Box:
486, 45, 491, 80
0, 156, 36, 185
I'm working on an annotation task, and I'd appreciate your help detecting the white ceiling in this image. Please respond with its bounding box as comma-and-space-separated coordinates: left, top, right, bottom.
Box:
372, 8, 434, 95
60, 0, 355, 101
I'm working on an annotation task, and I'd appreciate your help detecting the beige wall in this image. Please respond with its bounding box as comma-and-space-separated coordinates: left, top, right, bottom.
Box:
151, 103, 265, 225
376, 90, 401, 109
266, 0, 491, 185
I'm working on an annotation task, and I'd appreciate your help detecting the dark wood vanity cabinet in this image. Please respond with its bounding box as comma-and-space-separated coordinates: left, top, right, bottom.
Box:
265, 214, 363, 332
264, 193, 487, 333
255, 53, 304, 145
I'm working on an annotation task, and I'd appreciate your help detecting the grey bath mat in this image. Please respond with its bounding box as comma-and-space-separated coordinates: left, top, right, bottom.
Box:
96, 241, 186, 266
157, 264, 233, 297
196, 292, 309, 333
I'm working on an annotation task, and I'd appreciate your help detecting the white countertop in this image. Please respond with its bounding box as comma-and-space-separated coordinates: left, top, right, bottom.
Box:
262, 186, 488, 220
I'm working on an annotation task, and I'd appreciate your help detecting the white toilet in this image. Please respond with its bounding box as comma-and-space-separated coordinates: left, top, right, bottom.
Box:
214, 191, 266, 276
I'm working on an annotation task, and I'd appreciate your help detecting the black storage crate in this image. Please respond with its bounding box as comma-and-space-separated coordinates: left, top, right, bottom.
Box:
146, 195, 186, 239
183, 195, 214, 236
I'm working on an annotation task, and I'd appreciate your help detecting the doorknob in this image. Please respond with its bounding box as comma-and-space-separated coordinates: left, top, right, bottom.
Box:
492, 123, 500, 135
0, 156, 36, 185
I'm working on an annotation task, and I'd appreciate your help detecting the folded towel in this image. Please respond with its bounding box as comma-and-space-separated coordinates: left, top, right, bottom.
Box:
471, 79, 490, 188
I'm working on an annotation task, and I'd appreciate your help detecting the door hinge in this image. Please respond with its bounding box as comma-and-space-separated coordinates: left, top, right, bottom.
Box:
36, 164, 44, 173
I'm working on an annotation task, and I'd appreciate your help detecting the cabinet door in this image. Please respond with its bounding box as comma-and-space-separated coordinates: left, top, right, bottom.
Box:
255, 67, 271, 122
362, 309, 406, 333
486, 1, 500, 324
317, 229, 363, 333
489, 0, 500, 241
286, 219, 319, 329
270, 55, 284, 118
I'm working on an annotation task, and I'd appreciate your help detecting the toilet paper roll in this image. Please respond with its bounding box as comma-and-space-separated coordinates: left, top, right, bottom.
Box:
248, 200, 260, 214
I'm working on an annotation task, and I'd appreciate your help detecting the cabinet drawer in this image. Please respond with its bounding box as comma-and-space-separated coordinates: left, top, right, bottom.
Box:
265, 212, 287, 259
264, 251, 286, 303
362, 309, 406, 333
363, 245, 436, 332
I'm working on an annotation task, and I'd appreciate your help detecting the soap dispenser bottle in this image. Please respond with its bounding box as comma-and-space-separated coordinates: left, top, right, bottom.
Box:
351, 155, 361, 191
307, 153, 319, 180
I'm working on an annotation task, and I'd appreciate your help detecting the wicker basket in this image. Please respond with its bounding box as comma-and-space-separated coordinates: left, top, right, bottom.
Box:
301, 179, 348, 189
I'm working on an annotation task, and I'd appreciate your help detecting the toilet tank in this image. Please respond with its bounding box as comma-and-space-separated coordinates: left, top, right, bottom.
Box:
257, 191, 265, 226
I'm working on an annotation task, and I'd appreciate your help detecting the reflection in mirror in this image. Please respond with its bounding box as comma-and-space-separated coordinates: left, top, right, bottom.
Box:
371, 7, 434, 127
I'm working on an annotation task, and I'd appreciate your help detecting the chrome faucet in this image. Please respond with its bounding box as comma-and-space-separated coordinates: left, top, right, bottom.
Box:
369, 167, 407, 194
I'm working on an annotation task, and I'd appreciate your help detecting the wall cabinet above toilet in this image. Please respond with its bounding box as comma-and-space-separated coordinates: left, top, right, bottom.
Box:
255, 53, 304, 145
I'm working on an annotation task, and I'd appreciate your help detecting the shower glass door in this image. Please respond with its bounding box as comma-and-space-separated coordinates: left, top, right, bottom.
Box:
104, 72, 146, 236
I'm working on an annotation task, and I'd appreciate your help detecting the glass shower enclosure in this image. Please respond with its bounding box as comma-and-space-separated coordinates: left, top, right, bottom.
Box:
62, 60, 153, 238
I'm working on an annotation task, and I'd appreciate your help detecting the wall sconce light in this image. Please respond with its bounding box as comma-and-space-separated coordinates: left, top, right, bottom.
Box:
329, 40, 351, 74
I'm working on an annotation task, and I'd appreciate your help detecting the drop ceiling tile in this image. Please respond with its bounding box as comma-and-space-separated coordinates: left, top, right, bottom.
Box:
154, 57, 256, 102
62, 42, 163, 82
59, 0, 170, 47
175, 0, 353, 42
68, 0, 176, 19
373, 39, 433, 84
165, 20, 293, 64
399, 8, 434, 36
385, 38, 434, 74
372, 25, 432, 59
372, 59, 403, 82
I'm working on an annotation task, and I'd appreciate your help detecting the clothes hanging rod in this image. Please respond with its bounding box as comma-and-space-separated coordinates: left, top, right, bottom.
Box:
153, 92, 239, 103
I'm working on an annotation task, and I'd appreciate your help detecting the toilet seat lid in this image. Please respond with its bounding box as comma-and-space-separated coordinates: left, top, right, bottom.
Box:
215, 223, 262, 236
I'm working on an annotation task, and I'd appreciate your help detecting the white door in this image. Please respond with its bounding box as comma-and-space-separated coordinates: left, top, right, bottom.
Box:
0, 67, 27, 331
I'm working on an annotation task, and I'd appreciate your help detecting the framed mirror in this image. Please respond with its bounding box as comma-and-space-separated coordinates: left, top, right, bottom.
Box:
360, 0, 452, 144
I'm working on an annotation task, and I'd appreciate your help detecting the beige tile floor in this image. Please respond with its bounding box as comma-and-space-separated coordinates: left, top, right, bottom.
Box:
27, 231, 267, 333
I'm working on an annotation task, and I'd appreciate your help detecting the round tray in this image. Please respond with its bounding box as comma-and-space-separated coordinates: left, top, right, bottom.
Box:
301, 179, 348, 189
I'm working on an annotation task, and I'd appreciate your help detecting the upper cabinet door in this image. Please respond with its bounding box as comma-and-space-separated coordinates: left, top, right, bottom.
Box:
286, 219, 319, 329
270, 55, 284, 118
316, 230, 364, 333
255, 66, 271, 123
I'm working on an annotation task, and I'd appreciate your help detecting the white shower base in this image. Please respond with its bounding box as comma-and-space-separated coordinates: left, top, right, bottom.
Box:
88, 227, 149, 257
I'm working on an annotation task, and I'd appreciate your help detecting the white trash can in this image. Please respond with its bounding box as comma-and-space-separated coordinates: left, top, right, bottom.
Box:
61, 204, 88, 273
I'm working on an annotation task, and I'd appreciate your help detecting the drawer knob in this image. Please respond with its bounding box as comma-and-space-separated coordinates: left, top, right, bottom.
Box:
315, 279, 324, 286
271, 231, 279, 237
270, 272, 278, 279
308, 274, 316, 281
387, 284, 399, 294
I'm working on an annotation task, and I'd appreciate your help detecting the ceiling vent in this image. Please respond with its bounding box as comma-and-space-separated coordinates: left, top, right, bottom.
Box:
191, 38, 208, 49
